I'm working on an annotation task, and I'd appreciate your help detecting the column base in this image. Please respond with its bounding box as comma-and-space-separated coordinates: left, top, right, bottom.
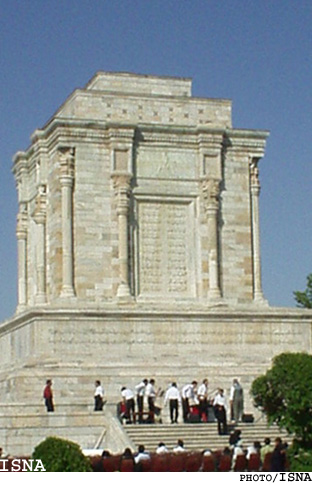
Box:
253, 293, 269, 306
35, 293, 47, 305
60, 286, 76, 299
208, 288, 222, 301
117, 283, 131, 299
16, 304, 27, 314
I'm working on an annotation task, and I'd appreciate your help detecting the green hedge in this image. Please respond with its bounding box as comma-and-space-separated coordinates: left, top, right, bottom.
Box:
32, 436, 92, 472
288, 444, 312, 472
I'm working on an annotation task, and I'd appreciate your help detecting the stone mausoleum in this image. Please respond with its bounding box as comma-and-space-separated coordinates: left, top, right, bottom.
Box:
1, 72, 311, 454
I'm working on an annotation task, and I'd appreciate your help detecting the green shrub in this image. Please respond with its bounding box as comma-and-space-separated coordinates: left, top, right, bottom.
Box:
287, 443, 312, 472
32, 436, 92, 472
251, 352, 312, 447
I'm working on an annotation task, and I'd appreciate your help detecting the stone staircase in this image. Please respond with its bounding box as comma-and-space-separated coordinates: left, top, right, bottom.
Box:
0, 403, 133, 457
123, 421, 291, 453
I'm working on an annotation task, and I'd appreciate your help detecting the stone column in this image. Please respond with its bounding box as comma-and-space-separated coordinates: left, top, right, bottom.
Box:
16, 204, 28, 311
32, 185, 47, 304
111, 172, 132, 299
250, 158, 265, 302
202, 178, 222, 300
59, 147, 76, 298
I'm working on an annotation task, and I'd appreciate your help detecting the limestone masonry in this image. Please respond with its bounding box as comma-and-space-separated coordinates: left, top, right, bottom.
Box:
0, 72, 311, 454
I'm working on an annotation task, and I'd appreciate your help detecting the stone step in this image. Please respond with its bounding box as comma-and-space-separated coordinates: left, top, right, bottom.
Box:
0, 410, 133, 457
124, 422, 290, 452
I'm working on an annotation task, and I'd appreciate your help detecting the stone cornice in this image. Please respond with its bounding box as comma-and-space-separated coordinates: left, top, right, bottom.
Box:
1, 306, 311, 338
224, 129, 269, 157
12, 122, 269, 175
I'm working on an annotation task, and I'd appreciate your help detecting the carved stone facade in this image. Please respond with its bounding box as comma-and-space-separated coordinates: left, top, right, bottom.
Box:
11, 72, 270, 308
1, 73, 311, 454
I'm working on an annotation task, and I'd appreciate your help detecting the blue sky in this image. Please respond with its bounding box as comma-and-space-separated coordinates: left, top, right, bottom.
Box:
0, 0, 311, 321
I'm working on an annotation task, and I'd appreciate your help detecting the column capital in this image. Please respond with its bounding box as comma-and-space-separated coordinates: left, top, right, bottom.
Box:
111, 172, 132, 215
111, 171, 132, 190
59, 147, 75, 185
32, 185, 47, 224
16, 204, 28, 240
201, 177, 221, 213
249, 157, 261, 194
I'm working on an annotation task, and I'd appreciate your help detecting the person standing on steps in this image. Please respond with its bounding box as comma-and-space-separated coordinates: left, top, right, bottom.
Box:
181, 381, 197, 423
94, 380, 104, 411
121, 386, 136, 424
197, 378, 209, 422
213, 388, 227, 435
43, 379, 54, 412
164, 382, 181, 424
230, 378, 244, 423
135, 378, 148, 423
145, 379, 156, 423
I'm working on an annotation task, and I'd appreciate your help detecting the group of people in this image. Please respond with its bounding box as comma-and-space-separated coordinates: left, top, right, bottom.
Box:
120, 379, 159, 424
43, 376, 245, 438
119, 377, 244, 435
100, 435, 288, 472
229, 431, 288, 472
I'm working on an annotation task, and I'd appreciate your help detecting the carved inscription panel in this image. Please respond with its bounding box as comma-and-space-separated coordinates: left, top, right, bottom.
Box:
137, 200, 195, 297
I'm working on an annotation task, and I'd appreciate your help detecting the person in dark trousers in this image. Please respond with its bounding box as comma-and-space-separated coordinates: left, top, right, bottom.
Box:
164, 382, 181, 424
213, 388, 227, 435
135, 379, 148, 423
43, 379, 54, 412
94, 380, 104, 411
145, 379, 156, 423
271, 437, 286, 472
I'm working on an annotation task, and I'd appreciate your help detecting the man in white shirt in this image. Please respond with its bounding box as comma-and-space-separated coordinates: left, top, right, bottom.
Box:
164, 382, 181, 424
94, 380, 104, 411
121, 386, 136, 424
213, 388, 227, 435
134, 444, 151, 464
145, 379, 156, 423
173, 439, 186, 453
135, 378, 148, 423
181, 381, 197, 423
197, 378, 209, 422
156, 442, 169, 454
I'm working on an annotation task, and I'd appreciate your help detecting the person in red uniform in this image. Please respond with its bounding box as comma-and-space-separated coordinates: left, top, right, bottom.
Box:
43, 379, 54, 412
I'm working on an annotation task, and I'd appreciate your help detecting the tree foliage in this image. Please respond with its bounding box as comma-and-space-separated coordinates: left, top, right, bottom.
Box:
251, 352, 312, 447
294, 274, 312, 308
32, 436, 92, 472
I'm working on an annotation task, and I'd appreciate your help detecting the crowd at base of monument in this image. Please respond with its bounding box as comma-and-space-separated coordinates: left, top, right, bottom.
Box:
117, 378, 245, 434
89, 436, 288, 472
